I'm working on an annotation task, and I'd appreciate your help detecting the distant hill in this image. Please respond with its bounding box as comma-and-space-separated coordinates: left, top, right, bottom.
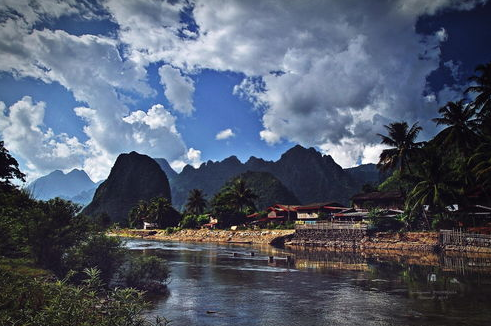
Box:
29, 169, 97, 205
170, 145, 385, 209
153, 158, 178, 182
344, 163, 387, 189
83, 151, 172, 225
227, 171, 300, 211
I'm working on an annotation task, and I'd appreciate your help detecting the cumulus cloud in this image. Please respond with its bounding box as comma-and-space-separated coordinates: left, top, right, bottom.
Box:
99, 0, 487, 166
0, 0, 487, 179
170, 147, 202, 171
158, 65, 195, 115
0, 97, 86, 179
215, 128, 235, 140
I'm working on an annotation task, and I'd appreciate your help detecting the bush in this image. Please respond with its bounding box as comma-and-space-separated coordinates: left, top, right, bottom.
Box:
62, 234, 126, 284
121, 255, 170, 292
0, 268, 169, 326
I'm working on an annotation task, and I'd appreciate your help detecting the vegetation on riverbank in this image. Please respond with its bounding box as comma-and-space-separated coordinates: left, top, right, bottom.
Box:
0, 142, 169, 325
374, 62, 491, 230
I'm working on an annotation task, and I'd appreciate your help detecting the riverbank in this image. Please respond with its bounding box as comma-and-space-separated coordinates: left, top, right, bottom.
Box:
109, 228, 295, 244
110, 228, 491, 254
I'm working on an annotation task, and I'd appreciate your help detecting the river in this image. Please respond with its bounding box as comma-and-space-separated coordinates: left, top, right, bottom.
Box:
125, 239, 491, 326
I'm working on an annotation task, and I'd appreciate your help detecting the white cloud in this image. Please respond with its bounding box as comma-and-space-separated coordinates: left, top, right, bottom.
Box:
0, 96, 86, 180
170, 147, 202, 171
0, 0, 487, 179
215, 128, 235, 140
158, 65, 195, 115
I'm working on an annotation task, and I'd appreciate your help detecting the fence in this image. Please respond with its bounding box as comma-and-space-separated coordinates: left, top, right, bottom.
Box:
295, 221, 368, 231
440, 229, 491, 248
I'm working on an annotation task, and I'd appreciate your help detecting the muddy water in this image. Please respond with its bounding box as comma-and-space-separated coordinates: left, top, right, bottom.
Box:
125, 239, 491, 326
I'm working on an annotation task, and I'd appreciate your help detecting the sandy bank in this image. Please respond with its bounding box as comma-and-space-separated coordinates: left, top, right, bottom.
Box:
109, 228, 295, 244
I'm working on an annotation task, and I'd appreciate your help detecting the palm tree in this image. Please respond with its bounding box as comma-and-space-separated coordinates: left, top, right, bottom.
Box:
466, 62, 491, 117
469, 136, 491, 191
432, 100, 478, 155
405, 150, 460, 228
128, 200, 149, 228
185, 189, 207, 215
148, 197, 180, 228
226, 178, 258, 213
377, 122, 424, 173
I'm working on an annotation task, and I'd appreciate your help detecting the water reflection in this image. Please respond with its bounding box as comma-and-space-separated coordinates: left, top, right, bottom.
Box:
125, 239, 491, 326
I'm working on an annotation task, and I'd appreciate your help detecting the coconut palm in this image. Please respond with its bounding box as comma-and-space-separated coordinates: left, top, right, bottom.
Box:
405, 150, 461, 227
466, 62, 491, 117
469, 136, 491, 191
377, 122, 424, 173
128, 200, 149, 228
185, 189, 207, 216
148, 197, 180, 228
432, 100, 478, 155
226, 178, 258, 213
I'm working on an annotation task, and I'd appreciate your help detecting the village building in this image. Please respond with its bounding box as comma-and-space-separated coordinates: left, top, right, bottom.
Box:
296, 202, 348, 220
266, 204, 299, 221
351, 191, 404, 210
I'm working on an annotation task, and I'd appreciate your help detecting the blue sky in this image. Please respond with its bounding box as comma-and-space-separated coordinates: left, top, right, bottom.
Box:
0, 0, 490, 182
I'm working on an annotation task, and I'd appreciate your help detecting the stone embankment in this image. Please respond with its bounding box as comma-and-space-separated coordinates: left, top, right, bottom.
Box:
109, 228, 295, 244
288, 230, 439, 252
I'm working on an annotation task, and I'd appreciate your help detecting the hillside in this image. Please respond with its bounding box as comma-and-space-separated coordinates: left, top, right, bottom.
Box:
83, 151, 171, 225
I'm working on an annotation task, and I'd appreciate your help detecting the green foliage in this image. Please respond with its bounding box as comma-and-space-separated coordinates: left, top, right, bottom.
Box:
180, 214, 209, 229
210, 178, 257, 227
128, 197, 181, 229
185, 189, 207, 215
121, 255, 170, 292
0, 268, 169, 326
27, 198, 92, 273
376, 121, 424, 173
0, 141, 26, 191
62, 234, 126, 284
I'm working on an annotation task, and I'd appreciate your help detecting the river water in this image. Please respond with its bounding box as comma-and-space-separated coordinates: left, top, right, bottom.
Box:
125, 239, 491, 326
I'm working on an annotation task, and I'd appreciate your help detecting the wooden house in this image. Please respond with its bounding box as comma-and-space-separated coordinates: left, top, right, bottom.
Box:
351, 191, 404, 210
267, 204, 299, 221
296, 202, 348, 220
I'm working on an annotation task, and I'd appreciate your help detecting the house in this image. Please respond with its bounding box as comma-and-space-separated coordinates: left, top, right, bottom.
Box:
296, 202, 348, 220
266, 204, 299, 221
351, 191, 404, 210
143, 222, 158, 230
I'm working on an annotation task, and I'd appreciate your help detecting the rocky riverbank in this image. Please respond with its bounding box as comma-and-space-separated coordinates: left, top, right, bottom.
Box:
287, 230, 439, 252
109, 228, 295, 244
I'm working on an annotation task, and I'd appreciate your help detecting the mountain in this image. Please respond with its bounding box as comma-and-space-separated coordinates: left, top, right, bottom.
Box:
83, 151, 171, 225
171, 155, 246, 210
153, 158, 178, 182
29, 169, 96, 203
344, 163, 387, 189
171, 145, 384, 209
227, 171, 300, 211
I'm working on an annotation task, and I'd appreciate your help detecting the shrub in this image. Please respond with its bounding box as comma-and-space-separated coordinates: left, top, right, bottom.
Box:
0, 268, 169, 326
120, 255, 170, 292
62, 234, 126, 284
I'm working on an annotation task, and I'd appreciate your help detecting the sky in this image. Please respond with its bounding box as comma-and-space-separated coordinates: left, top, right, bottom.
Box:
0, 0, 490, 182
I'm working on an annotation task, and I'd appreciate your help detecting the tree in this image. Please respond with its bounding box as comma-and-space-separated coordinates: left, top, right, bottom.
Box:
405, 150, 460, 228
0, 141, 25, 191
226, 178, 258, 213
148, 197, 181, 228
432, 100, 478, 155
128, 200, 149, 228
377, 122, 424, 174
466, 62, 491, 117
469, 136, 491, 192
185, 189, 207, 215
